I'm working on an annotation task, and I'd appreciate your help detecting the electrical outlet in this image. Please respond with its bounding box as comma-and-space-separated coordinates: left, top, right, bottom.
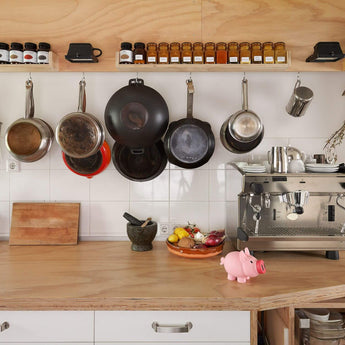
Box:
159, 223, 170, 235
6, 159, 20, 172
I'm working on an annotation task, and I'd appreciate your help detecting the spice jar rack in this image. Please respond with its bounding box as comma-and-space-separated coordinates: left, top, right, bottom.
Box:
0, 52, 58, 72
115, 52, 290, 72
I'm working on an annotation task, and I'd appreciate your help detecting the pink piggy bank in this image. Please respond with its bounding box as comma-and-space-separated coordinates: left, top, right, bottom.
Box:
220, 247, 266, 283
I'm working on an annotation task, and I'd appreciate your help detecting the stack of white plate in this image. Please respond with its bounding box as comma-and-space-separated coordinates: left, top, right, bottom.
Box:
305, 163, 339, 173
241, 164, 266, 173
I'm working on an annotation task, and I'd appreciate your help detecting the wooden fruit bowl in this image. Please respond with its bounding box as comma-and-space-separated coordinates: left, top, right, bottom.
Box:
166, 240, 224, 259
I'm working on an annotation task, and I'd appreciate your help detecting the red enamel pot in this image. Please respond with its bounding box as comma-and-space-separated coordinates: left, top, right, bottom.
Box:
62, 141, 111, 179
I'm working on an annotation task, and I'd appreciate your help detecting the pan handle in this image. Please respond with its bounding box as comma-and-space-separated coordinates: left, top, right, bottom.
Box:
77, 79, 86, 113
25, 79, 34, 119
242, 77, 248, 111
186, 79, 194, 119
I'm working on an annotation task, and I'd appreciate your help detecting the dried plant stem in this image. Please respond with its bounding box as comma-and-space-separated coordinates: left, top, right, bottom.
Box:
324, 121, 345, 150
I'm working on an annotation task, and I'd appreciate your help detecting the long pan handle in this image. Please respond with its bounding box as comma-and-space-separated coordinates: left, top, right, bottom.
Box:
186, 79, 194, 119
77, 79, 86, 113
25, 79, 34, 119
242, 77, 248, 111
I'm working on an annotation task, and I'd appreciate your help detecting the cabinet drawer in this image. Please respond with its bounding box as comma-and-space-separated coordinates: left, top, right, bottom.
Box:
95, 311, 250, 342
0, 311, 93, 342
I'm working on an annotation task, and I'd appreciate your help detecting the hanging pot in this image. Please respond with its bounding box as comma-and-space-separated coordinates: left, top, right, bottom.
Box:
5, 79, 54, 162
56, 79, 105, 158
104, 78, 169, 148
220, 77, 264, 153
164, 79, 215, 169
62, 141, 111, 179
112, 140, 167, 182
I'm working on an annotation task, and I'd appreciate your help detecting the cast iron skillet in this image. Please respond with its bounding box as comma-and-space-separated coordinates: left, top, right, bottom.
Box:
104, 78, 169, 148
112, 140, 167, 182
164, 79, 215, 169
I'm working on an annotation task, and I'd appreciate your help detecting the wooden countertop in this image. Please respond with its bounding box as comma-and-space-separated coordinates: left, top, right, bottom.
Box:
1, 241, 345, 311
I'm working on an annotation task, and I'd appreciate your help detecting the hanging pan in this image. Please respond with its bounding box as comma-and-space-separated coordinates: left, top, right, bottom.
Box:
112, 140, 167, 182
220, 77, 264, 153
164, 78, 215, 169
62, 141, 111, 179
104, 78, 169, 148
5, 79, 54, 162
56, 78, 105, 158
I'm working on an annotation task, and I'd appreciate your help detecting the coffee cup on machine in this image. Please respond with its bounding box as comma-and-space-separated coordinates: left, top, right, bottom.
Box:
314, 154, 326, 164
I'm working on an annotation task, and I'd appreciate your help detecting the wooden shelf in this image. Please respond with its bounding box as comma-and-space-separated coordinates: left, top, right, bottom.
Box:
0, 52, 58, 72
115, 52, 291, 72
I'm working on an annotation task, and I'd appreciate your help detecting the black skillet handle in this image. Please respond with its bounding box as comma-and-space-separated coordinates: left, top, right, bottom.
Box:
186, 79, 194, 119
129, 78, 144, 86
123, 212, 143, 226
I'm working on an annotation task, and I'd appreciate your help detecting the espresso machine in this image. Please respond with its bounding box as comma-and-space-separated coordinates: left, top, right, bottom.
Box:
235, 169, 345, 260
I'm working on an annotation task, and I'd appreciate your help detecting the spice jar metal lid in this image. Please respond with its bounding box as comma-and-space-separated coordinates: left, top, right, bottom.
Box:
38, 42, 51, 50
134, 42, 145, 49
0, 42, 9, 50
24, 42, 37, 50
121, 42, 132, 50
10, 42, 23, 50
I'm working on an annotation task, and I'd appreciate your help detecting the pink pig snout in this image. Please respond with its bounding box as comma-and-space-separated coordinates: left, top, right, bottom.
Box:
256, 260, 266, 274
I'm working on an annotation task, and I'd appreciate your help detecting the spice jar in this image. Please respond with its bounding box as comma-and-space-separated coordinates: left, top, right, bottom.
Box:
170, 42, 180, 64
228, 42, 239, 64
193, 42, 204, 64
216, 42, 227, 64
182, 42, 192, 64
0, 43, 9, 64
119, 42, 133, 64
24, 42, 37, 64
251, 42, 262, 64
37, 42, 50, 64
146, 42, 157, 64
205, 42, 215, 64
239, 42, 251, 64
158, 42, 169, 64
274, 42, 287, 64
10, 42, 23, 64
134, 42, 146, 64
263, 42, 274, 64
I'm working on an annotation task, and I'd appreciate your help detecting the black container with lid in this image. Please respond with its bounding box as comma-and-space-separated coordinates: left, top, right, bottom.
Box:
37, 42, 50, 64
119, 42, 133, 64
0, 42, 9, 64
24, 42, 37, 64
10, 42, 23, 64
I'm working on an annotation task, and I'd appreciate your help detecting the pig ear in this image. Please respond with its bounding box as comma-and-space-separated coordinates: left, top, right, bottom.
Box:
239, 250, 247, 263
244, 247, 250, 255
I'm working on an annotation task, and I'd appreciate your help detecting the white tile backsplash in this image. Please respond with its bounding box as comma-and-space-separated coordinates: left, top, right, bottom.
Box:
0, 72, 344, 237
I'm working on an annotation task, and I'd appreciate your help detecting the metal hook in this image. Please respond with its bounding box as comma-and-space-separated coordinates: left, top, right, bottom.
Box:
242, 71, 247, 81
28, 72, 32, 81
297, 72, 301, 81
81, 72, 86, 82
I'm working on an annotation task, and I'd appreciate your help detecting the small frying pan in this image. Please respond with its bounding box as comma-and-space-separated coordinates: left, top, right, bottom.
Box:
164, 79, 215, 169
56, 79, 105, 158
112, 140, 167, 182
62, 141, 111, 179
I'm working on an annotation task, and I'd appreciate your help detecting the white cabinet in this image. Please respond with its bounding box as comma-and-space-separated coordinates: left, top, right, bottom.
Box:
95, 311, 250, 344
0, 311, 94, 343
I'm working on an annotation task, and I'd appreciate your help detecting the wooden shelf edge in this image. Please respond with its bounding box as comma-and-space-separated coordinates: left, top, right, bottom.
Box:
114, 51, 291, 72
0, 52, 58, 72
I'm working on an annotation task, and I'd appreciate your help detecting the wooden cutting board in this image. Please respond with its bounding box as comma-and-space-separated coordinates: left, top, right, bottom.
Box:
10, 203, 80, 245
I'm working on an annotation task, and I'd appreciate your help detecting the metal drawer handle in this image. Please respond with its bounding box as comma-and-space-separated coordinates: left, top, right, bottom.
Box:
0, 322, 9, 332
152, 321, 193, 333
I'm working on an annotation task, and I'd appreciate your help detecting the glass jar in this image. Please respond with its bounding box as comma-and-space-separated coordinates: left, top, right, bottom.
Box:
216, 42, 227, 64
133, 42, 146, 64
37, 42, 51, 64
182, 42, 192, 64
170, 42, 180, 64
205, 42, 215, 64
239, 42, 251, 64
274, 42, 287, 64
146, 42, 157, 64
158, 42, 169, 64
251, 42, 262, 64
263, 42, 274, 64
10, 42, 23, 64
0, 43, 9, 64
119, 42, 133, 64
228, 42, 239, 64
193, 42, 204, 64
24, 42, 37, 64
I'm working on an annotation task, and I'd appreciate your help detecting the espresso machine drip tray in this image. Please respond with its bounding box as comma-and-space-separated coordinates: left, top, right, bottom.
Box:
235, 172, 345, 258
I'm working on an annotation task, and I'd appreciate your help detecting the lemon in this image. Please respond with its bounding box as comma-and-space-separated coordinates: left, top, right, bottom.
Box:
168, 234, 179, 243
174, 227, 186, 235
